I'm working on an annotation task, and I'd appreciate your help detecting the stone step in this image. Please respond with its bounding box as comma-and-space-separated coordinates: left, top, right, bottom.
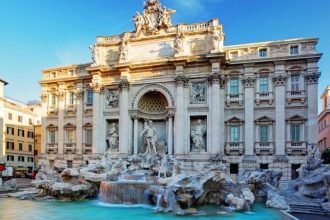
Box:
289, 204, 329, 216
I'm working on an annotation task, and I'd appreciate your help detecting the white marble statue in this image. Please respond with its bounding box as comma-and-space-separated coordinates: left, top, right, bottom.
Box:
89, 44, 99, 65
174, 30, 184, 55
212, 28, 221, 51
107, 123, 119, 152
158, 6, 172, 28
191, 119, 206, 151
141, 120, 158, 155
190, 83, 206, 103
132, 12, 145, 37
106, 89, 119, 108
119, 39, 128, 62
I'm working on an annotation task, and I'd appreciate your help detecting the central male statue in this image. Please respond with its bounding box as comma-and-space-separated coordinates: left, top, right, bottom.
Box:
141, 120, 158, 155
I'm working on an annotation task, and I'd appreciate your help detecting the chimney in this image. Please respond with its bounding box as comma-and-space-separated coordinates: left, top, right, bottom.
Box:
0, 79, 8, 98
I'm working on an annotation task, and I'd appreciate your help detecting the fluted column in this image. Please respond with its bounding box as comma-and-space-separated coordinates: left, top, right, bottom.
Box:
219, 78, 226, 155
243, 76, 255, 156
208, 74, 221, 155
174, 75, 188, 155
75, 84, 83, 155
57, 86, 65, 156
119, 79, 130, 155
274, 62, 287, 157
40, 91, 48, 156
306, 60, 320, 146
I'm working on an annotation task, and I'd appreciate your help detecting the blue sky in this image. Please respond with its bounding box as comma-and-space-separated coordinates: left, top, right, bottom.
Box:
0, 0, 329, 111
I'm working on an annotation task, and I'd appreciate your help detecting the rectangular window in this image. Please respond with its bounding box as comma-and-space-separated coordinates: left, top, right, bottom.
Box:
69, 92, 76, 105
85, 129, 93, 145
259, 48, 267, 57
48, 131, 56, 143
18, 156, 25, 162
86, 90, 93, 105
29, 118, 33, 125
66, 130, 75, 143
230, 164, 239, 174
27, 131, 34, 138
7, 155, 14, 161
18, 129, 25, 137
6, 141, 14, 150
67, 160, 73, 168
6, 127, 14, 135
28, 157, 34, 163
19, 143, 23, 151
260, 164, 269, 170
51, 94, 56, 106
259, 125, 269, 142
291, 124, 301, 142
29, 144, 33, 152
8, 113, 12, 120
230, 79, 239, 95
290, 45, 299, 55
291, 74, 300, 91
18, 116, 23, 123
259, 77, 269, 93
230, 126, 240, 142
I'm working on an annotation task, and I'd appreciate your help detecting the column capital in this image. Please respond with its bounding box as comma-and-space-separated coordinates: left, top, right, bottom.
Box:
242, 76, 255, 88
75, 88, 84, 99
57, 91, 65, 101
174, 75, 189, 87
273, 75, 287, 86
119, 79, 130, 90
40, 92, 48, 103
89, 82, 104, 93
305, 71, 321, 85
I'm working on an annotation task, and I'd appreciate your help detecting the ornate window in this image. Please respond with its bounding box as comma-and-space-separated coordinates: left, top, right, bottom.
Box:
291, 74, 300, 91
46, 124, 58, 144
259, 48, 268, 57
64, 123, 76, 144
86, 90, 93, 105
286, 115, 306, 142
83, 123, 93, 145
259, 77, 269, 93
290, 45, 299, 55
229, 126, 239, 142
229, 79, 239, 95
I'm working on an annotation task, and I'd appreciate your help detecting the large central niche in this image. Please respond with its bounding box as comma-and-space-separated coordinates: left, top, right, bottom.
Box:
137, 91, 169, 155
138, 91, 168, 114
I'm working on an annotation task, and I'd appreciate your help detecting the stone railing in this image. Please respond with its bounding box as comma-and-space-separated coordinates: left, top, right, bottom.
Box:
184, 22, 209, 32
255, 92, 274, 105
226, 93, 243, 106
255, 142, 274, 155
225, 142, 244, 155
286, 90, 306, 104
47, 106, 58, 116
83, 144, 92, 154
96, 35, 121, 45
65, 104, 77, 115
46, 143, 58, 154
64, 143, 76, 154
286, 141, 307, 155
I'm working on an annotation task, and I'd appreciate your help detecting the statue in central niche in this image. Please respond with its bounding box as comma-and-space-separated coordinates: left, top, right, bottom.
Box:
141, 120, 158, 155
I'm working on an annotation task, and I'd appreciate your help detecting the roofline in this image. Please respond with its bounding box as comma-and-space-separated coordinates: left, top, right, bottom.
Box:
42, 63, 92, 73
0, 79, 8, 85
320, 85, 330, 99
224, 37, 319, 49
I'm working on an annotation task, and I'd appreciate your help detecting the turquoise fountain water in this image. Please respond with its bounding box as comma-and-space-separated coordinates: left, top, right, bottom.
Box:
0, 198, 289, 220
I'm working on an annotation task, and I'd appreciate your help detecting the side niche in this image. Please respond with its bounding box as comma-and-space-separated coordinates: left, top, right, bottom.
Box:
106, 120, 119, 153
190, 116, 207, 152
105, 89, 119, 108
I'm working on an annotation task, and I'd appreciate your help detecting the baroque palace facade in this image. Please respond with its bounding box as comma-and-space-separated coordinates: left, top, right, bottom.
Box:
39, 0, 321, 180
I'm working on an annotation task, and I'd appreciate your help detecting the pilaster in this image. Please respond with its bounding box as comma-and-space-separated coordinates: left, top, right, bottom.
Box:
75, 83, 84, 156
57, 85, 66, 156
119, 79, 130, 155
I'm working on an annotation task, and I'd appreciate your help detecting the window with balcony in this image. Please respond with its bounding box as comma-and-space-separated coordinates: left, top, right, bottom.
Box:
85, 129, 92, 145
259, 77, 269, 93
259, 125, 269, 142
64, 123, 76, 146
229, 79, 239, 95
50, 94, 57, 107
69, 92, 76, 106
86, 90, 93, 105
291, 124, 301, 142
291, 74, 300, 91
259, 48, 267, 57
290, 45, 299, 55
230, 126, 240, 143
48, 131, 56, 144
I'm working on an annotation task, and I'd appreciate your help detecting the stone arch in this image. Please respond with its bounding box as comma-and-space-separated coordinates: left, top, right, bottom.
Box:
132, 84, 174, 109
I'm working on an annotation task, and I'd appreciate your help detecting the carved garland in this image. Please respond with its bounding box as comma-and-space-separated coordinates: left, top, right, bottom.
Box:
242, 77, 255, 88
273, 75, 287, 86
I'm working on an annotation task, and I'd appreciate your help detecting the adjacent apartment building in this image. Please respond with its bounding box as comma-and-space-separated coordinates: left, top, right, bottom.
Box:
318, 86, 330, 152
0, 79, 41, 171
39, 0, 321, 180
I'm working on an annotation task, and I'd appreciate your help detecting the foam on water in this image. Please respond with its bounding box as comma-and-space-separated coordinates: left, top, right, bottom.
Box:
96, 201, 154, 209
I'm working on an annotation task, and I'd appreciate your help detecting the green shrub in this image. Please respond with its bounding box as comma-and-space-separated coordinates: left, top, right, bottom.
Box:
322, 148, 330, 164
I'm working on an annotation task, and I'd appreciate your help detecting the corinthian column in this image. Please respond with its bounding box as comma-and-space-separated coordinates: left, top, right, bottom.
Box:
208, 73, 221, 155
174, 75, 188, 155
75, 84, 83, 156
57, 86, 65, 156
119, 79, 130, 155
243, 76, 255, 157
91, 82, 104, 155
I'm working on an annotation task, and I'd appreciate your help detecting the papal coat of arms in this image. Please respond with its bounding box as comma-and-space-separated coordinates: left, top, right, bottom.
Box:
132, 0, 175, 37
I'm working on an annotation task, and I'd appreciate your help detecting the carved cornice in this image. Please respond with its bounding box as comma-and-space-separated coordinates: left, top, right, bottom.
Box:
119, 79, 130, 90
273, 75, 287, 86
242, 76, 255, 88
89, 82, 104, 93
305, 72, 321, 85
175, 75, 189, 87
